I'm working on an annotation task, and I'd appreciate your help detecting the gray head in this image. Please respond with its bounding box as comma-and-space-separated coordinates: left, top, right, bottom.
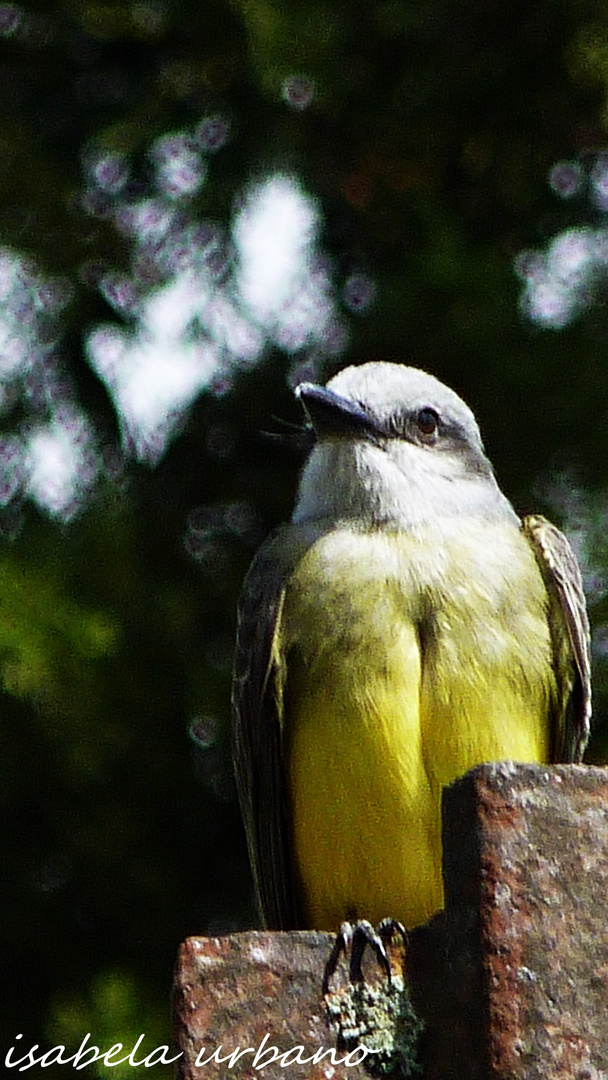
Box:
292, 361, 517, 530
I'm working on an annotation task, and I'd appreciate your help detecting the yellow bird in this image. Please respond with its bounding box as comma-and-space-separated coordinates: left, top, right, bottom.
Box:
232, 362, 591, 933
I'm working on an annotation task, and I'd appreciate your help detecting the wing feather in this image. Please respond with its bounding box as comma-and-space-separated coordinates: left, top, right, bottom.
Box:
522, 514, 591, 762
232, 525, 318, 929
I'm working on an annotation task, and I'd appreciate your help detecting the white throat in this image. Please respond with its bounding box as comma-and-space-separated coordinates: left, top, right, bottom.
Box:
292, 439, 517, 532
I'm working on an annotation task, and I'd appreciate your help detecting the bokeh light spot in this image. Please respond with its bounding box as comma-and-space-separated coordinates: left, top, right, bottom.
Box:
282, 75, 315, 110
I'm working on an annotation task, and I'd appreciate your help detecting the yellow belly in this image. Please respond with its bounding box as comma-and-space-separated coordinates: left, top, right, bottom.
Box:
283, 525, 553, 930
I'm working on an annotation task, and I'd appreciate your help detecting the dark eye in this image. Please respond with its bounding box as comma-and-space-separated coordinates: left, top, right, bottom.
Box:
416, 407, 439, 437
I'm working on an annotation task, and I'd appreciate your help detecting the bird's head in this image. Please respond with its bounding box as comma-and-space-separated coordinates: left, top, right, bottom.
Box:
292, 361, 514, 529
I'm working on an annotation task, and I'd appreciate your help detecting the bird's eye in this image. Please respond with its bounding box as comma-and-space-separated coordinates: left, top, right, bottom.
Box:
416, 407, 439, 438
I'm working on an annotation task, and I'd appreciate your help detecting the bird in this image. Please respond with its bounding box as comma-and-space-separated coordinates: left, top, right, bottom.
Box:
232, 361, 591, 936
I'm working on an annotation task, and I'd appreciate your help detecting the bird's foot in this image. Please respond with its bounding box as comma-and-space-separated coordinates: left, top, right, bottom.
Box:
322, 917, 406, 995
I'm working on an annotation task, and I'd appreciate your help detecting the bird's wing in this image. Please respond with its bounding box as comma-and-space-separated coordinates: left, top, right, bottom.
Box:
522, 514, 591, 762
232, 525, 317, 929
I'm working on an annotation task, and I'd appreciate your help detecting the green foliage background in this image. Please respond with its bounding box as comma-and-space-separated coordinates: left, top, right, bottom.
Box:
2, 0, 608, 1072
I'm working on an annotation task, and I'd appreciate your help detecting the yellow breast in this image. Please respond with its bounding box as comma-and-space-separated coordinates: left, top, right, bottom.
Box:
281, 523, 555, 929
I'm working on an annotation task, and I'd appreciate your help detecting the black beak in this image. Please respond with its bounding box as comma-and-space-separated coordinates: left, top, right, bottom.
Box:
296, 383, 377, 439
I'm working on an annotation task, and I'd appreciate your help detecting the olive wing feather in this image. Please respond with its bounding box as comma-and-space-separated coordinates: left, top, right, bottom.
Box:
232, 526, 317, 929
522, 514, 591, 762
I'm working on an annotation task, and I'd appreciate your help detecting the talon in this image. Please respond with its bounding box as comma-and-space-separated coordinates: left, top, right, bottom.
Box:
377, 917, 407, 946
349, 919, 390, 984
322, 921, 353, 995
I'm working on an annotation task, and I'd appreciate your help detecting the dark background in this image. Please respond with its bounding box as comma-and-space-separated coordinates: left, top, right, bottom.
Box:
2, 2, 608, 1074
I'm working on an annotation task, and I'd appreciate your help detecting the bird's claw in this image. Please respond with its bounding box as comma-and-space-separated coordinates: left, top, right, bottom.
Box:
322, 917, 407, 995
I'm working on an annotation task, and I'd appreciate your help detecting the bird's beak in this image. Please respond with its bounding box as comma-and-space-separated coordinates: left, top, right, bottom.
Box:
296, 382, 377, 439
